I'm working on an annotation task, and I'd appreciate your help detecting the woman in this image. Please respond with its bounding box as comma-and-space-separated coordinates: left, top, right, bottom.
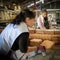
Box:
37, 9, 50, 29
0, 9, 35, 60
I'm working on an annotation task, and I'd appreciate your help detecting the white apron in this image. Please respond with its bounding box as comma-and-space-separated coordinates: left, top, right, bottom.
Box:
0, 22, 29, 55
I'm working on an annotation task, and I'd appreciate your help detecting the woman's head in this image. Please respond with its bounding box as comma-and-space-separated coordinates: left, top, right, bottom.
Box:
42, 9, 47, 18
11, 9, 35, 27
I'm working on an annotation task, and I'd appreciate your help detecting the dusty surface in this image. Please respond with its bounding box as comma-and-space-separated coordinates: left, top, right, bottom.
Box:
16, 49, 60, 60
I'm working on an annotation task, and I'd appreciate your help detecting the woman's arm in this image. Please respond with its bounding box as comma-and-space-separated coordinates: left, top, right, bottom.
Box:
11, 32, 29, 53
19, 32, 29, 53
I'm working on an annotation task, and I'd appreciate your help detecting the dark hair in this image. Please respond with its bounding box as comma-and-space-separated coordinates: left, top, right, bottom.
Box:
42, 9, 47, 13
11, 9, 35, 25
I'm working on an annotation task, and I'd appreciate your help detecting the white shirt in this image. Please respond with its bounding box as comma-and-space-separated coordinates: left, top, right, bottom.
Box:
37, 15, 46, 29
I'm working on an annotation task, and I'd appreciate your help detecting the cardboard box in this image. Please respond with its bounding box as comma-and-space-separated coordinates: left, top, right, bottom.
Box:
36, 29, 54, 35
54, 30, 60, 35
29, 30, 35, 34
43, 30, 54, 35
27, 46, 37, 52
30, 34, 52, 40
41, 40, 55, 49
29, 27, 36, 34
51, 35, 60, 43
30, 39, 42, 46
36, 29, 44, 34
